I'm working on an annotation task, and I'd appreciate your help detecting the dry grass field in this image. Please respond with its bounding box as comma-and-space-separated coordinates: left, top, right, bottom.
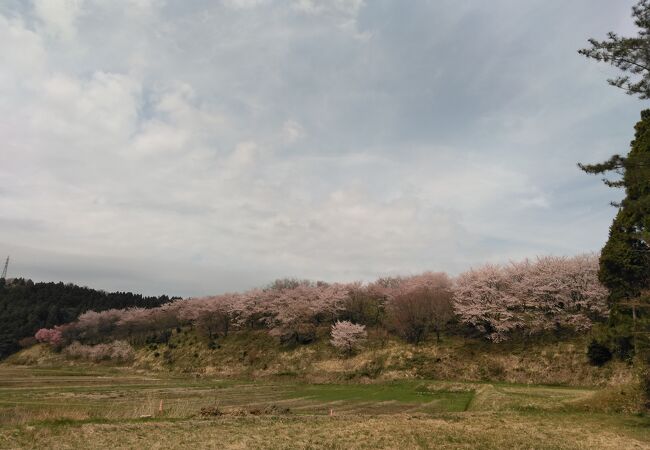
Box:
0, 366, 649, 449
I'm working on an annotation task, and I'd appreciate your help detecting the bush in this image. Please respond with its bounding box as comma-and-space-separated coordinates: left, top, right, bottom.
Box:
64, 340, 135, 362
642, 370, 650, 409
18, 337, 37, 349
354, 355, 386, 379
278, 324, 316, 347
481, 360, 506, 380
612, 335, 635, 361
145, 330, 171, 344
200, 406, 223, 417
587, 340, 613, 366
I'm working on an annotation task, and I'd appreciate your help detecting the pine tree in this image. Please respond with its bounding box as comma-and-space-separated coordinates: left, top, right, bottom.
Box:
579, 1, 650, 309
580, 112, 650, 304
579, 0, 650, 99
579, 3, 650, 377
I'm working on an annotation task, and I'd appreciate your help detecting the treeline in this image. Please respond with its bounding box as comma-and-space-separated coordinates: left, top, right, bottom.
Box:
35, 254, 609, 351
0, 278, 175, 359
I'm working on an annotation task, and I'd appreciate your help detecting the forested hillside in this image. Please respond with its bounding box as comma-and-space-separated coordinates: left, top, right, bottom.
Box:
0, 278, 175, 359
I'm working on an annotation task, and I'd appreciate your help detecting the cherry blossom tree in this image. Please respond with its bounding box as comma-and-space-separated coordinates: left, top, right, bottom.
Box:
175, 296, 236, 339
255, 281, 350, 345
453, 254, 609, 342
34, 327, 63, 348
330, 320, 367, 355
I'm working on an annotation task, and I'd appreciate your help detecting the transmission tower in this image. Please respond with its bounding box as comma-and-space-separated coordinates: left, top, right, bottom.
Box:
1, 256, 8, 280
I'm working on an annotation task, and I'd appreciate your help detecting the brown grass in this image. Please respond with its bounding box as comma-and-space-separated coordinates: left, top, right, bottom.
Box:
6, 333, 633, 388
0, 364, 648, 449
2, 413, 649, 450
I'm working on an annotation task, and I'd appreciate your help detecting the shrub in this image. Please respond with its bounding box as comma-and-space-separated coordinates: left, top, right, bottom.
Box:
145, 330, 171, 344
612, 335, 635, 361
587, 340, 613, 366
18, 337, 37, 349
64, 340, 135, 362
642, 370, 650, 409
355, 355, 386, 379
278, 324, 316, 347
200, 406, 223, 417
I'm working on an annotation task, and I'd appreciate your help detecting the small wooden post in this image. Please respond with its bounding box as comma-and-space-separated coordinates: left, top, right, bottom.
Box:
159, 400, 164, 414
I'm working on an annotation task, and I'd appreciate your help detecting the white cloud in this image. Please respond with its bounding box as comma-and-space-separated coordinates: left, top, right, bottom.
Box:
38, 72, 141, 138
227, 141, 258, 169
1, 17, 45, 72
222, 0, 269, 9
0, 0, 640, 296
293, 0, 364, 17
33, 0, 84, 39
282, 119, 305, 143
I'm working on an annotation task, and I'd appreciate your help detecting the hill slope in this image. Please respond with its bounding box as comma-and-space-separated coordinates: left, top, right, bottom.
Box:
8, 330, 635, 388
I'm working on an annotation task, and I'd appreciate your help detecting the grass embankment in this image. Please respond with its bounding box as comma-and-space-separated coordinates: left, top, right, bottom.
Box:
0, 366, 648, 449
6, 330, 635, 387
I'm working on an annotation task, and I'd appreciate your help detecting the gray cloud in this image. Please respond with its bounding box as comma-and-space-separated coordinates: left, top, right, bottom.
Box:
0, 0, 642, 296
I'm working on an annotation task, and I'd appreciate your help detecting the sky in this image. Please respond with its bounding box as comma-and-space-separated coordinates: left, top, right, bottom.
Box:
0, 0, 645, 297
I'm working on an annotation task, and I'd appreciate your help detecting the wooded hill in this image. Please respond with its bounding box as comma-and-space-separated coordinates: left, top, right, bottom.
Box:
0, 278, 175, 359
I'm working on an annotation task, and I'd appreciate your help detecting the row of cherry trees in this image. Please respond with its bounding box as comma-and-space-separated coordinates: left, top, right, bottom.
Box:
453, 255, 609, 342
35, 254, 609, 348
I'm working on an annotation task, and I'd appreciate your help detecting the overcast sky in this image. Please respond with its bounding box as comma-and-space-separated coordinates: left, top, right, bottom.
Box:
0, 0, 644, 297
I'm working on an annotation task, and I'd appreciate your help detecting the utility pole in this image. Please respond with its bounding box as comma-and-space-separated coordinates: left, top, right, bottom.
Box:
1, 256, 8, 280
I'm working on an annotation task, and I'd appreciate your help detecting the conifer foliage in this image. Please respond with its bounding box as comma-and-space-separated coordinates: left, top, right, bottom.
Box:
579, 0, 650, 307
579, 0, 650, 99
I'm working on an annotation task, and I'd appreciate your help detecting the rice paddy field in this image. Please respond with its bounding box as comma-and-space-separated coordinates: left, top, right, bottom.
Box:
0, 366, 649, 449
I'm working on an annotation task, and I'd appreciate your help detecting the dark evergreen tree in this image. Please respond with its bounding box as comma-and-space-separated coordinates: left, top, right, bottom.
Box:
579, 1, 650, 307
580, 112, 650, 303
579, 4, 650, 385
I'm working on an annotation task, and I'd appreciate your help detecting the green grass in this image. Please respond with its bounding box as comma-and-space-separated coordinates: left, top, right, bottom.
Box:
286, 382, 474, 412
